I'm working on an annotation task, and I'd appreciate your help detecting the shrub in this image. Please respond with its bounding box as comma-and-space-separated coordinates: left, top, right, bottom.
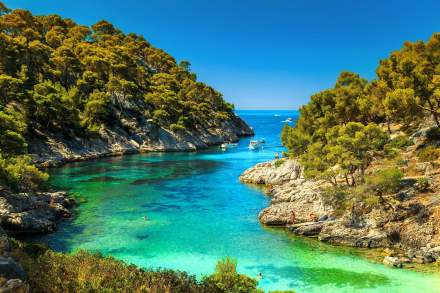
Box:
416, 177, 430, 191
0, 155, 48, 192
202, 257, 262, 293
426, 127, 440, 142
417, 146, 440, 162
365, 167, 403, 195
170, 123, 186, 133
387, 134, 413, 149
274, 159, 285, 168
321, 186, 353, 216
14, 249, 204, 293
12, 246, 272, 293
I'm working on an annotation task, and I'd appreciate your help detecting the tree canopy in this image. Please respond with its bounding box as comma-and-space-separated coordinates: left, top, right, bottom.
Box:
282, 32, 439, 187
0, 2, 238, 191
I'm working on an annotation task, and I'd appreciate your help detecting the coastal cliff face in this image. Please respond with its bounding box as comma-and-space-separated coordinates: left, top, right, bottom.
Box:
28, 113, 253, 167
240, 159, 440, 267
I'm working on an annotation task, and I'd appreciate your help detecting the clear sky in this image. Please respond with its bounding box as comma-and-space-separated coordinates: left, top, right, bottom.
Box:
5, 0, 440, 110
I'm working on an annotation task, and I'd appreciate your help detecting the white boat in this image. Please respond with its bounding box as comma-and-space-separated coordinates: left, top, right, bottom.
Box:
248, 140, 261, 150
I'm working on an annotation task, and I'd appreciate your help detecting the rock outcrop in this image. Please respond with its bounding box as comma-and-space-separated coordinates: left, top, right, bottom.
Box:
240, 158, 440, 267
29, 114, 253, 167
0, 187, 74, 234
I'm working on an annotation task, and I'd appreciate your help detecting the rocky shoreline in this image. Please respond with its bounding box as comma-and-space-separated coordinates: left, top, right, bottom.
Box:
29, 114, 254, 168
240, 159, 440, 268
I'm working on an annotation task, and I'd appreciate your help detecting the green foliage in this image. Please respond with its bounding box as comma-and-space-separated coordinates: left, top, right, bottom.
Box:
0, 155, 48, 192
417, 146, 440, 162
15, 249, 204, 293
0, 106, 27, 156
416, 177, 430, 191
377, 33, 440, 126
274, 159, 285, 168
170, 123, 186, 133
322, 167, 403, 214
0, 3, 238, 192
300, 122, 389, 186
12, 246, 270, 293
364, 167, 403, 195
386, 135, 413, 150
203, 257, 262, 293
283, 33, 440, 188
426, 127, 440, 142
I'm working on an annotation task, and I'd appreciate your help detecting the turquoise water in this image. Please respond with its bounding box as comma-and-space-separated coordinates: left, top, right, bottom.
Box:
36, 110, 440, 292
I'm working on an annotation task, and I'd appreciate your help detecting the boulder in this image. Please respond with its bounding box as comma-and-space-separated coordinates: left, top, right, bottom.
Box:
0, 257, 26, 280
383, 256, 403, 268
0, 188, 74, 234
289, 222, 324, 236
0, 279, 29, 293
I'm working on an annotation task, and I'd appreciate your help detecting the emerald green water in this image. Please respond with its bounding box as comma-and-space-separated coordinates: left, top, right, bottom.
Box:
36, 111, 440, 292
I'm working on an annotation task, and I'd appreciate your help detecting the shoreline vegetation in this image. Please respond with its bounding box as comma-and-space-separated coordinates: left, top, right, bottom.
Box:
241, 32, 440, 269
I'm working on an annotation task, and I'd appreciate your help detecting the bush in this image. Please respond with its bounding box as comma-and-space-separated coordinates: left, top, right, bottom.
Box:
426, 127, 440, 142
12, 247, 272, 293
274, 159, 285, 168
417, 146, 440, 162
387, 134, 413, 149
170, 123, 186, 133
416, 177, 430, 191
202, 257, 262, 293
0, 155, 48, 192
321, 186, 357, 215
14, 249, 205, 293
365, 167, 403, 195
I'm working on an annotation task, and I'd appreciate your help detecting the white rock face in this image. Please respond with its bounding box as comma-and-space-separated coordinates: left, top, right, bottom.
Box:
240, 158, 440, 265
240, 159, 333, 225
29, 114, 254, 167
239, 159, 302, 185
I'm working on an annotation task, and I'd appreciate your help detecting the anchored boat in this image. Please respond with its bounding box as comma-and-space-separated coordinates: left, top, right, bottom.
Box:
248, 140, 261, 150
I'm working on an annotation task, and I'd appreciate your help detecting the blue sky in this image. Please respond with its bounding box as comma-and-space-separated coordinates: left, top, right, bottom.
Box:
6, 0, 440, 109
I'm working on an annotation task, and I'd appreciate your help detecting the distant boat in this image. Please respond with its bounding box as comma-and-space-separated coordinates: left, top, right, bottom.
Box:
282, 117, 293, 123
248, 140, 261, 150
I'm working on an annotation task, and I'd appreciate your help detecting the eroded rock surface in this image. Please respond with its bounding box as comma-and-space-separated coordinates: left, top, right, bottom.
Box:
0, 187, 74, 234
29, 114, 253, 167
240, 158, 440, 266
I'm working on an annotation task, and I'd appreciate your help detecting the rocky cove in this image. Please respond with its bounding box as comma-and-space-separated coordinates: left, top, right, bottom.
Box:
28, 113, 254, 168
239, 158, 440, 268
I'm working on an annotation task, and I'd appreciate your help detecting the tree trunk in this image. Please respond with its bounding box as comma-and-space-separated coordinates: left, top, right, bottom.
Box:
350, 173, 356, 186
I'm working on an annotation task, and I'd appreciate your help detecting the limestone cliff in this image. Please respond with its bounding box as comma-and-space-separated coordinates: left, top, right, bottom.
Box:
28, 113, 253, 167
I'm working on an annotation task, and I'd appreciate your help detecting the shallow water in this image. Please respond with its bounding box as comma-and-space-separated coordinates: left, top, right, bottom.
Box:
35, 110, 440, 292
